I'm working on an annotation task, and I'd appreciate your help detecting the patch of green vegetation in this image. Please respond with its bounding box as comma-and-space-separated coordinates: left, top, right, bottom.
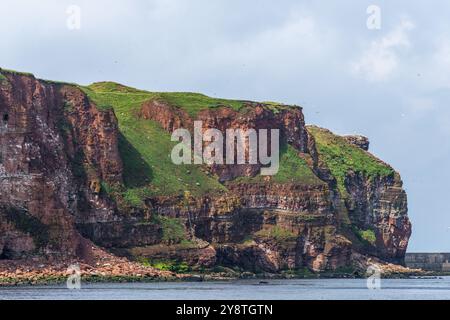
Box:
81, 85, 227, 199
307, 126, 395, 197
255, 225, 297, 242
262, 101, 296, 114
0, 72, 7, 82
282, 267, 315, 278
360, 229, 376, 245
119, 186, 161, 208
40, 79, 79, 86
122, 188, 146, 207
100, 181, 113, 195
0, 68, 34, 77
152, 216, 187, 244
137, 258, 190, 273
88, 81, 148, 94
230, 144, 324, 186
155, 92, 247, 118
352, 226, 377, 245
271, 144, 324, 184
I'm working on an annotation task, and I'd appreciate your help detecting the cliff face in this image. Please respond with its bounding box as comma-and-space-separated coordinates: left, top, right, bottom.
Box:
0, 70, 411, 273
0, 75, 75, 259
0, 71, 122, 260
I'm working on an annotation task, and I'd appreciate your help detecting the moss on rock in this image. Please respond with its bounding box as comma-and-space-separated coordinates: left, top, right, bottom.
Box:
307, 126, 395, 197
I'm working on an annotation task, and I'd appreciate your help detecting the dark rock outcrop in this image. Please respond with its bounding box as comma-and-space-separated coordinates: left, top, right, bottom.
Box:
343, 135, 370, 151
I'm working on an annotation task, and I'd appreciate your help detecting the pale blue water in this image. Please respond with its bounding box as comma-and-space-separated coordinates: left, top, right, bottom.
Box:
1, 277, 450, 300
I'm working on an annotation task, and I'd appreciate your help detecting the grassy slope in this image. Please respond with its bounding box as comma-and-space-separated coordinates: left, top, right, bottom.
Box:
81, 84, 227, 199
307, 126, 394, 196
156, 92, 245, 118
230, 144, 324, 186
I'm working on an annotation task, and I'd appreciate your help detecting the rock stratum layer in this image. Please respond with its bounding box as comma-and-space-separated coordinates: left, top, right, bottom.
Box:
0, 69, 411, 276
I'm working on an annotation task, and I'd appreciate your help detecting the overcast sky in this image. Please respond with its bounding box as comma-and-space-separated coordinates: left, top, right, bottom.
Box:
1, 0, 449, 252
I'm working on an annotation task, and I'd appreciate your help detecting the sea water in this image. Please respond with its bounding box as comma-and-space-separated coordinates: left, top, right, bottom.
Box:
1, 277, 450, 300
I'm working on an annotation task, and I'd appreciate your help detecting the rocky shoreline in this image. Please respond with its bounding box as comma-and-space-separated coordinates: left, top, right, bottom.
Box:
0, 245, 178, 286
0, 258, 429, 287
0, 270, 435, 287
0, 242, 426, 287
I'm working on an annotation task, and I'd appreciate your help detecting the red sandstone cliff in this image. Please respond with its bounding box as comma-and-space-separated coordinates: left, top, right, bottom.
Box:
0, 71, 122, 260
0, 70, 411, 275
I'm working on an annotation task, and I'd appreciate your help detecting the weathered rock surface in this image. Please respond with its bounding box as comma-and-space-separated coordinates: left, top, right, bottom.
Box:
344, 172, 411, 263
343, 135, 370, 151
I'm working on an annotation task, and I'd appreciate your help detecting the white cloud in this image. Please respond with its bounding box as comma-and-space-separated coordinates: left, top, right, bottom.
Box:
205, 12, 335, 76
434, 39, 450, 67
429, 38, 450, 89
351, 19, 415, 82
407, 97, 435, 114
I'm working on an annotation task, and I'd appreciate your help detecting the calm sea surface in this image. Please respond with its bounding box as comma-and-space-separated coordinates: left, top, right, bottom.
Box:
1, 277, 450, 300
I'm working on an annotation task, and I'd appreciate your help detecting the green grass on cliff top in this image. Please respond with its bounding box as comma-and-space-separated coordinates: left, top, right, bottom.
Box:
307, 126, 394, 196
86, 81, 249, 118
85, 81, 296, 117
0, 68, 34, 77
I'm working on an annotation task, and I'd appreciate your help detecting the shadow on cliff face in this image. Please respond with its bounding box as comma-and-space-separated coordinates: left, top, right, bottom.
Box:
0, 206, 50, 258
118, 133, 153, 188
